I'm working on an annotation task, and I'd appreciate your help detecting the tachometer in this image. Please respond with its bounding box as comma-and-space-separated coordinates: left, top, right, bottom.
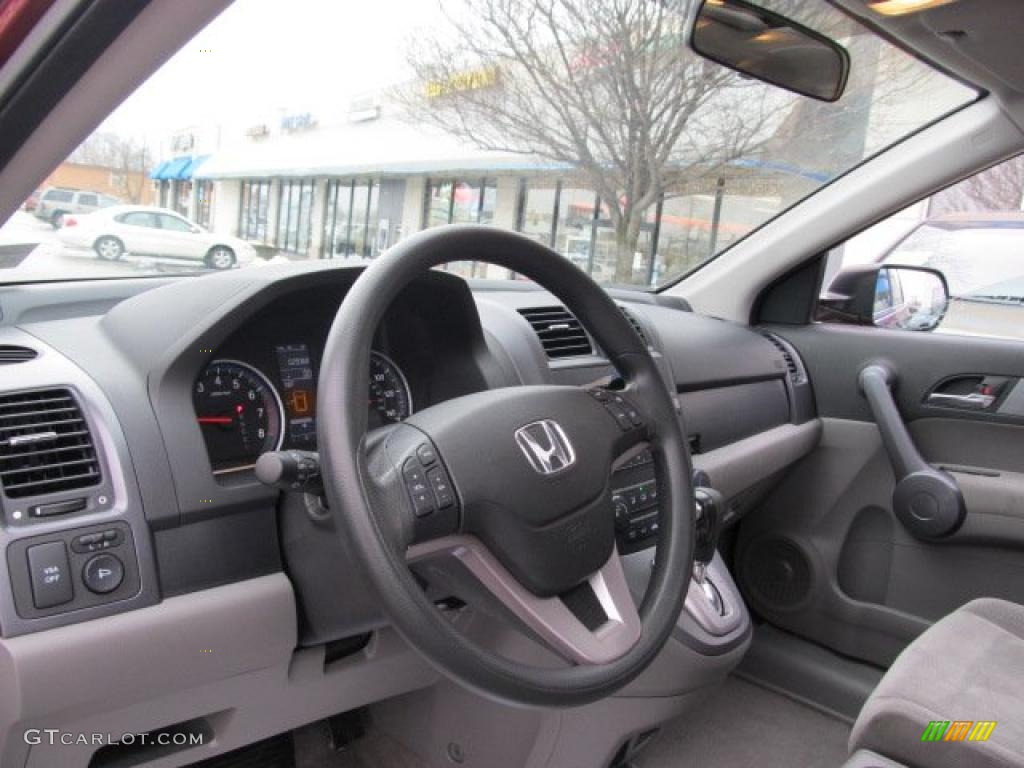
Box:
369, 352, 413, 428
194, 360, 284, 473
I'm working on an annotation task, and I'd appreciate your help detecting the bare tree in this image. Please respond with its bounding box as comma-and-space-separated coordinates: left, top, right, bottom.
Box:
69, 131, 151, 203
399, 0, 777, 283
930, 156, 1024, 214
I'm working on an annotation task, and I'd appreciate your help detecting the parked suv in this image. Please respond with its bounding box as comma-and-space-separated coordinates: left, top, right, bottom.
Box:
33, 187, 119, 227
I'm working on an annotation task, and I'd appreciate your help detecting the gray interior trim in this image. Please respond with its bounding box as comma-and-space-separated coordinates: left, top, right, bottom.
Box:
692, 420, 822, 502
737, 623, 885, 723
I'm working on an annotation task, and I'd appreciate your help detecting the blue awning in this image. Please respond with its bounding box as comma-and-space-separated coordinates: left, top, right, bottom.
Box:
177, 154, 210, 180
161, 157, 192, 180
149, 160, 171, 180
152, 156, 210, 181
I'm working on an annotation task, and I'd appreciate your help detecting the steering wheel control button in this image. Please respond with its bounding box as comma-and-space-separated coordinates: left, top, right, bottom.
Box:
589, 389, 642, 431
71, 528, 123, 554
403, 459, 435, 517
427, 466, 454, 509
82, 553, 124, 594
416, 443, 438, 466
27, 541, 74, 609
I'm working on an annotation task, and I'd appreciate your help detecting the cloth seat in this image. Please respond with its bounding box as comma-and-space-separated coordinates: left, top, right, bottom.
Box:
850, 598, 1024, 768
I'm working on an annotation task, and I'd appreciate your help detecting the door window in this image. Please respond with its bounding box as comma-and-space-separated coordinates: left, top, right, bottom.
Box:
116, 212, 160, 228
77, 193, 98, 207
158, 214, 193, 232
821, 154, 1024, 341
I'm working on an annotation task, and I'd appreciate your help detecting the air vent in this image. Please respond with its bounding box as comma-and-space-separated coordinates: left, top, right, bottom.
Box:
0, 388, 101, 498
518, 306, 593, 359
0, 345, 37, 364
619, 305, 649, 347
760, 331, 804, 384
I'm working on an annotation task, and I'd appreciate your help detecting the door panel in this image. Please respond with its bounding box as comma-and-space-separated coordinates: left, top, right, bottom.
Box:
735, 323, 1024, 667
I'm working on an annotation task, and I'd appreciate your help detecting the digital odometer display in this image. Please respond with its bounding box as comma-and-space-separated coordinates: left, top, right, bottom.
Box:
194, 360, 284, 473
275, 343, 317, 445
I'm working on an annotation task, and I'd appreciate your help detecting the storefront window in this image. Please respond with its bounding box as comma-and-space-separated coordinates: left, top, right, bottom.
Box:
322, 180, 383, 259
276, 179, 315, 254
322, 180, 353, 258
520, 183, 558, 246
552, 186, 598, 270
425, 178, 497, 228
239, 179, 271, 242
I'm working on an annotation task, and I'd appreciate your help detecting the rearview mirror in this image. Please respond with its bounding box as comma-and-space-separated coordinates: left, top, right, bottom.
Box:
819, 265, 949, 332
691, 0, 850, 102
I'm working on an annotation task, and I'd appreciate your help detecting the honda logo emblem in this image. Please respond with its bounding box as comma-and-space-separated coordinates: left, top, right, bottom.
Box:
514, 420, 576, 476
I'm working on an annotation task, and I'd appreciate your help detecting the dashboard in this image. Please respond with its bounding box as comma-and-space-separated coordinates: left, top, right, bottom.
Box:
0, 262, 818, 644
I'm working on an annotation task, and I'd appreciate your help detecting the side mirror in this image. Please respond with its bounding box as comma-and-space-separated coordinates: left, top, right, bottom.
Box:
819, 265, 949, 332
690, 0, 850, 102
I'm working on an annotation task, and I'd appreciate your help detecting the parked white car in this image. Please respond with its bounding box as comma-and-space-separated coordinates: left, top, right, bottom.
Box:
57, 205, 256, 270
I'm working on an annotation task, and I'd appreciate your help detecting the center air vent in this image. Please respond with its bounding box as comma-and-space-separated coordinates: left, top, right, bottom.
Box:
518, 306, 593, 359
0, 388, 101, 499
0, 345, 37, 364
760, 331, 805, 385
619, 305, 650, 347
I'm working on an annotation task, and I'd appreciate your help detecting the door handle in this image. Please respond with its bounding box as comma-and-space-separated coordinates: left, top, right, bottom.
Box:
926, 391, 996, 409
860, 364, 965, 539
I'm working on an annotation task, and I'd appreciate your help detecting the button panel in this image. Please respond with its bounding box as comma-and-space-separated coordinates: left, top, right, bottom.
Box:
589, 389, 644, 432
6, 521, 140, 620
403, 443, 457, 520
611, 449, 661, 554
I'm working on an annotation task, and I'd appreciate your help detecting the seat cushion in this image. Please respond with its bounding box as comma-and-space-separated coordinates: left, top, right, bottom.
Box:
850, 598, 1024, 768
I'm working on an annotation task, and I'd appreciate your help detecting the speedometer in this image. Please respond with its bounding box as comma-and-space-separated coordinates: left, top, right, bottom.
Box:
368, 352, 413, 428
194, 360, 284, 474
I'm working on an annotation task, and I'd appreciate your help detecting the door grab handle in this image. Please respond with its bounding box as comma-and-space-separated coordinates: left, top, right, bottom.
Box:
860, 364, 965, 539
926, 391, 996, 409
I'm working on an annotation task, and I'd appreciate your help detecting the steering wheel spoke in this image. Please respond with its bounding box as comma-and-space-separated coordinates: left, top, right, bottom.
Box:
407, 535, 641, 665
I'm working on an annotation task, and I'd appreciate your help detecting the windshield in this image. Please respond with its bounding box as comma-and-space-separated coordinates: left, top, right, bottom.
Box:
0, 0, 974, 288
886, 222, 1024, 302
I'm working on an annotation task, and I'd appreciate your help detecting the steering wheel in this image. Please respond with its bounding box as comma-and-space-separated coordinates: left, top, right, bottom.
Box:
318, 226, 694, 707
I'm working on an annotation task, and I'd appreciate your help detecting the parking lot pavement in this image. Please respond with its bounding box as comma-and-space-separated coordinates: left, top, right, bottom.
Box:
0, 211, 208, 280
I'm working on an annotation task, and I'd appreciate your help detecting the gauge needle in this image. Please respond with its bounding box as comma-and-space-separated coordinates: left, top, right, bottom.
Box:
198, 416, 233, 425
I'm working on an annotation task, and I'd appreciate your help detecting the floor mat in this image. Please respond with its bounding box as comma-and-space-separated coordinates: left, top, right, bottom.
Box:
635, 676, 851, 768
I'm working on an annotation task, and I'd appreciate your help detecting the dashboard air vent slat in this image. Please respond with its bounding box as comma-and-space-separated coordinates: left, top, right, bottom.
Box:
0, 345, 37, 364
518, 306, 593, 359
0, 388, 101, 499
760, 331, 804, 384
618, 305, 649, 347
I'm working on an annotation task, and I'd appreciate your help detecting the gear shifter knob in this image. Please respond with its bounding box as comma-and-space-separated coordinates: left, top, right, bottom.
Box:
693, 487, 724, 566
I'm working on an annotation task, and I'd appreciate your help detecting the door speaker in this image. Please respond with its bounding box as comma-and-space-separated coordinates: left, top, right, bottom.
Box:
740, 536, 813, 611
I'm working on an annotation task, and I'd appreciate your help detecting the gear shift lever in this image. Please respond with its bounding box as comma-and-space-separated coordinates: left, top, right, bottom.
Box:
692, 486, 725, 615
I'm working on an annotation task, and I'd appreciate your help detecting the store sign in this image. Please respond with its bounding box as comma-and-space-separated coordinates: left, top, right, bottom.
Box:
280, 113, 317, 132
425, 66, 498, 100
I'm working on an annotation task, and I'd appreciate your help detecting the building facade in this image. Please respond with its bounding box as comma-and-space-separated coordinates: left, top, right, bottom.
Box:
152, 99, 821, 285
